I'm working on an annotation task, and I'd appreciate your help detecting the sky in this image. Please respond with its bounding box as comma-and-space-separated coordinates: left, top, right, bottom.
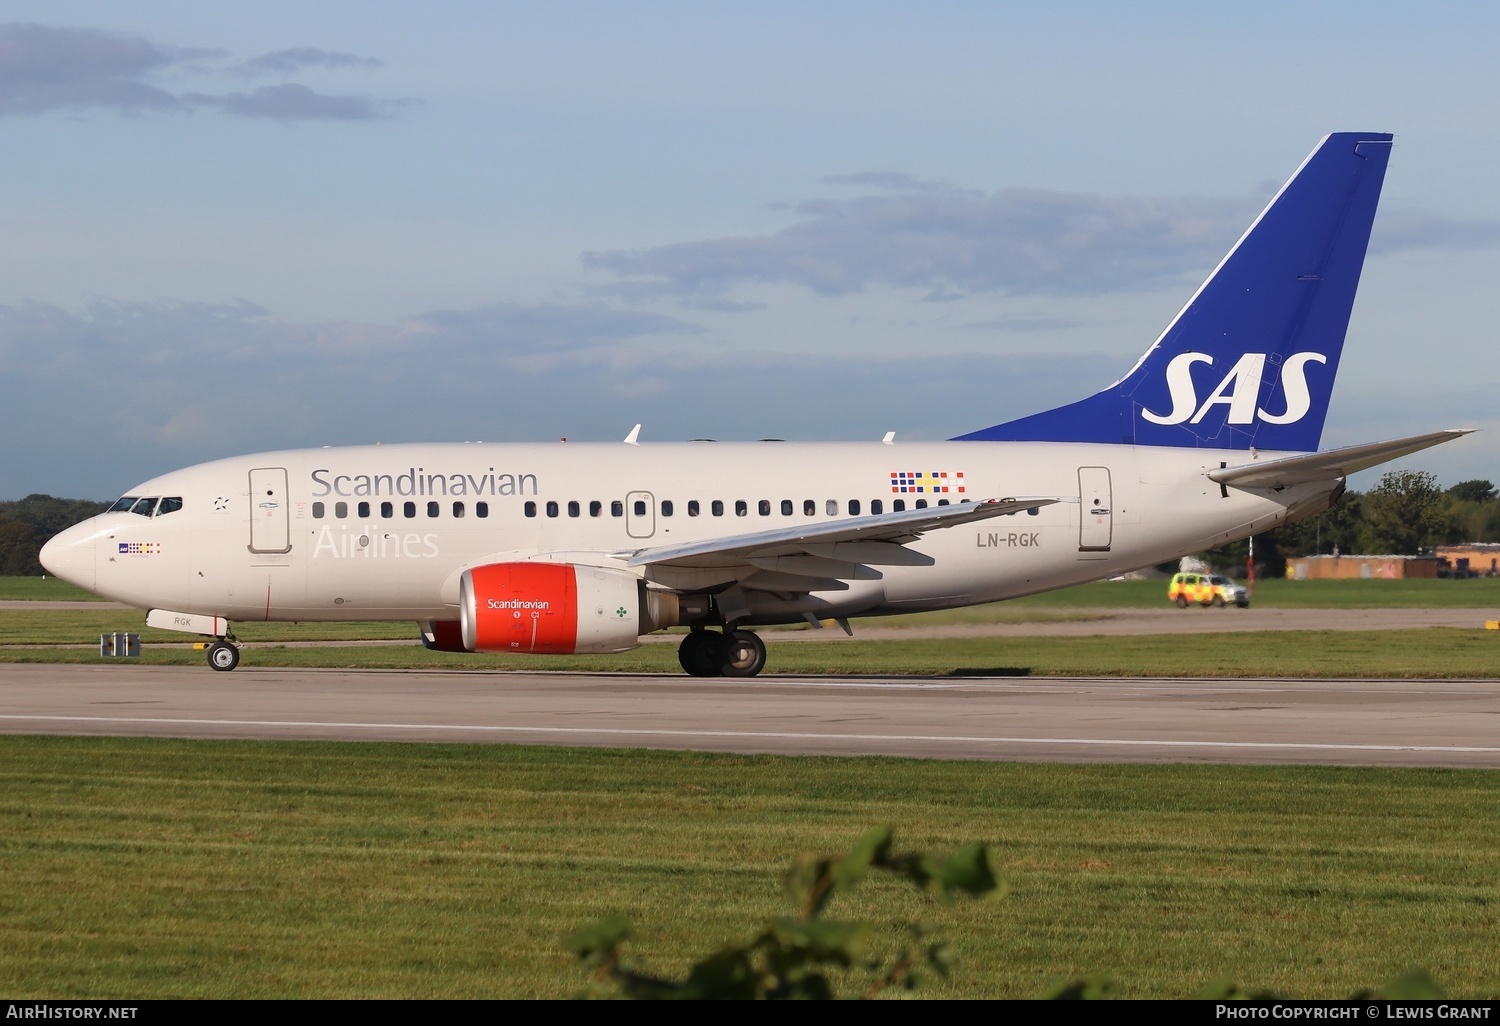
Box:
2, 1, 1497, 500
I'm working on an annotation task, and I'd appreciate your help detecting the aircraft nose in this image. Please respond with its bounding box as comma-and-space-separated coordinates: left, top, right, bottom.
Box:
39, 521, 97, 592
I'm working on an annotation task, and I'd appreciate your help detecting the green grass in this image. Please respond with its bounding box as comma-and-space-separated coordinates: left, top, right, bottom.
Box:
4, 628, 1498, 677
0, 736, 1496, 998
0, 609, 420, 646
0, 607, 1107, 647
0, 577, 110, 601
995, 576, 1500, 610
7, 574, 1500, 613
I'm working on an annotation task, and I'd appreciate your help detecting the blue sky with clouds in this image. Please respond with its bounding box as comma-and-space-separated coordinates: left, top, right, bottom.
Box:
2, 1, 1497, 499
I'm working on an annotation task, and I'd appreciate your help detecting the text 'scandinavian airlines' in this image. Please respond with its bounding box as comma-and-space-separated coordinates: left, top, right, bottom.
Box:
41, 133, 1468, 675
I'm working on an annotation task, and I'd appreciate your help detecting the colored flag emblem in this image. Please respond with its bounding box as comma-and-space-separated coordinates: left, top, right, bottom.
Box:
890, 471, 965, 494
118, 542, 161, 556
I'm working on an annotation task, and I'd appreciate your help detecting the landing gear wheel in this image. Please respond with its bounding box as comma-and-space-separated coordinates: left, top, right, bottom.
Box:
1175, 596, 1188, 609
720, 629, 767, 678
678, 631, 725, 677
207, 640, 240, 672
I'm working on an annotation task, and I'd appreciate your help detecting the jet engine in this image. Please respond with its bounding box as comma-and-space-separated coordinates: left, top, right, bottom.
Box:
456, 562, 691, 655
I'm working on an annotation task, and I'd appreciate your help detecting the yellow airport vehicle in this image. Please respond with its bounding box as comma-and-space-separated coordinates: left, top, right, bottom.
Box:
1168, 572, 1250, 609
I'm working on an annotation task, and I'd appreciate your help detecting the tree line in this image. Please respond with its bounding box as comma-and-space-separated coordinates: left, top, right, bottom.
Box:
0, 495, 110, 575
2, 473, 1497, 579
1208, 472, 1500, 577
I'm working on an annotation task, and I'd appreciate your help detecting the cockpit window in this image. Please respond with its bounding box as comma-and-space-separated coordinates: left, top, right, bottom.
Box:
157, 497, 183, 516
129, 497, 158, 517
109, 497, 138, 513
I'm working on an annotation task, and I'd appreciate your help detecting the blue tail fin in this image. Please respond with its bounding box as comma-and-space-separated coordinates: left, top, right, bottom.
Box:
954, 132, 1393, 451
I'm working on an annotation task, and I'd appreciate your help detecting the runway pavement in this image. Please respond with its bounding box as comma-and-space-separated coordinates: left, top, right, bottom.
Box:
2, 663, 1498, 767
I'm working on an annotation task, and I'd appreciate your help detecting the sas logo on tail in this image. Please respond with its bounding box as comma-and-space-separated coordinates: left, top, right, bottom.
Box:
1141, 352, 1327, 427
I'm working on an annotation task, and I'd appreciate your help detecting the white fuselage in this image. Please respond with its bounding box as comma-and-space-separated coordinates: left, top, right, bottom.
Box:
44, 440, 1330, 626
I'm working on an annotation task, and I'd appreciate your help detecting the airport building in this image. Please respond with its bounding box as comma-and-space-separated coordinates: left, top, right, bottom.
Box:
1434, 543, 1500, 578
1284, 555, 1439, 580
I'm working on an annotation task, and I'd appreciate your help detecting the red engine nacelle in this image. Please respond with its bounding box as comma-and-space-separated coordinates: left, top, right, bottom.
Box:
458, 562, 645, 655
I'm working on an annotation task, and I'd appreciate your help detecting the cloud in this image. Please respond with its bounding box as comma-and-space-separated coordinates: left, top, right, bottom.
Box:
587, 185, 1261, 299
1369, 212, 1500, 254
962, 316, 1078, 332
0, 22, 204, 115
233, 47, 382, 76
820, 172, 976, 196
182, 83, 390, 121
588, 180, 1500, 302
0, 23, 404, 121
409, 302, 705, 355
0, 296, 1095, 499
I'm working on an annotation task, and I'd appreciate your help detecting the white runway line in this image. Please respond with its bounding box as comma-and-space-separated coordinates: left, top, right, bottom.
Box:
3, 713, 1497, 754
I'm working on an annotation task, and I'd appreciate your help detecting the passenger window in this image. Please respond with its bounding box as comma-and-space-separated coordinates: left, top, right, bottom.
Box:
312, 502, 325, 519
567, 501, 580, 517
590, 501, 602, 517
916, 499, 928, 509
381, 501, 393, 518
826, 499, 837, 516
893, 499, 906, 512
476, 502, 489, 518
358, 501, 370, 517
404, 501, 417, 518
735, 500, 748, 517
938, 499, 949, 506
525, 501, 537, 518
633, 500, 647, 516
157, 497, 183, 516
332, 501, 346, 519
848, 499, 861, 516
130, 498, 157, 517
661, 500, 673, 517
453, 502, 465, 518
871, 499, 883, 515
1026, 506, 1038, 516
688, 500, 700, 517
427, 501, 440, 518
109, 497, 138, 513
780, 499, 793, 516
546, 501, 559, 517
611, 500, 624, 517
804, 499, 816, 516
758, 500, 771, 516
712, 500, 724, 516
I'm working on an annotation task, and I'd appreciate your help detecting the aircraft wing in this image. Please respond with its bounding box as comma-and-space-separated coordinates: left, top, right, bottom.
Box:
619, 497, 1057, 579
1207, 429, 1472, 490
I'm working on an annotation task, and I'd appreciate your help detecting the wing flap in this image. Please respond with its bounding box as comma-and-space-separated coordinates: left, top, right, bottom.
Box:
746, 554, 884, 580
624, 497, 1057, 570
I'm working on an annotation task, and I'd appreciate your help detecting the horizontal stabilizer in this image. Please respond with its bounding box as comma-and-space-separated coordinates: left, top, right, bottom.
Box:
1208, 430, 1472, 490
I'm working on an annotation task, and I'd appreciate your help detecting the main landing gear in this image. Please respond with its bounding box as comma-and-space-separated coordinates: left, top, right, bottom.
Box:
677, 628, 767, 678
206, 637, 240, 672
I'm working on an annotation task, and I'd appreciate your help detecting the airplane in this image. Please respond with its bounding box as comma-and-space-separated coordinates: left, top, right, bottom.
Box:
40, 131, 1469, 676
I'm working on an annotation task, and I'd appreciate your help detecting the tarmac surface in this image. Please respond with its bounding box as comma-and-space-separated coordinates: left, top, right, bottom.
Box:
3, 663, 1499, 767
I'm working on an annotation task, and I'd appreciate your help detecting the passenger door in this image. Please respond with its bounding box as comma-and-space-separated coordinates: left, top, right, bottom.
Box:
248, 467, 291, 553
1078, 467, 1112, 552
